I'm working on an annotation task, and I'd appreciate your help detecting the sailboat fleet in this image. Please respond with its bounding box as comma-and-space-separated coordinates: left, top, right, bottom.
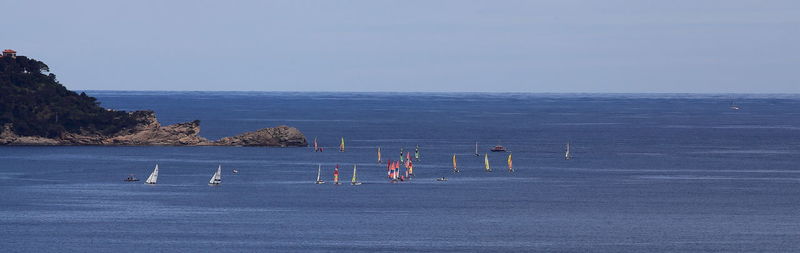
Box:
124, 139, 572, 186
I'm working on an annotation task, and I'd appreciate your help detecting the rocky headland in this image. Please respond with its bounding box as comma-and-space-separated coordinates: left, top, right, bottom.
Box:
0, 52, 307, 147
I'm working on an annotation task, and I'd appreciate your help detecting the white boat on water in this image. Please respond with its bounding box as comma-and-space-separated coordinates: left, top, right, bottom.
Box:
351, 165, 362, 186
315, 164, 325, 184
209, 165, 222, 185
145, 164, 159, 184
565, 142, 572, 160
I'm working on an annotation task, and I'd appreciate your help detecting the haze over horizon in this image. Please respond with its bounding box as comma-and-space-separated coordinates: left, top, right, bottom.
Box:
3, 0, 799, 93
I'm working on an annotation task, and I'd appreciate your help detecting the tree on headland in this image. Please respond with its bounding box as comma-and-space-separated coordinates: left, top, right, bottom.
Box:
0, 55, 141, 137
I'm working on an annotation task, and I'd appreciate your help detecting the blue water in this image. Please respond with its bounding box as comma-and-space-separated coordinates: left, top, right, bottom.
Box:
2, 92, 800, 252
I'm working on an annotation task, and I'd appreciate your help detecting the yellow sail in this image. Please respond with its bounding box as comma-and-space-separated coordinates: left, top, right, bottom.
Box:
377, 147, 382, 163
484, 153, 491, 172
507, 153, 513, 171
339, 137, 345, 152
452, 154, 457, 171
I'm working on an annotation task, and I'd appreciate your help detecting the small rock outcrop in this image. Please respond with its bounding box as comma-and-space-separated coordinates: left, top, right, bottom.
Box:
214, 126, 307, 147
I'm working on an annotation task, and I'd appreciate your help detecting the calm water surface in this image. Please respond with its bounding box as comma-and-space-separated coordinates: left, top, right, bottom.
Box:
2, 92, 800, 252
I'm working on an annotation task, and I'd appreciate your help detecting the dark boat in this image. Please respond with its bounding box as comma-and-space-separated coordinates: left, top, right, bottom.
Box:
124, 174, 139, 182
490, 145, 507, 152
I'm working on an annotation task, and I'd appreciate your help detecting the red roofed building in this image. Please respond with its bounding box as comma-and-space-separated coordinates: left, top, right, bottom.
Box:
2, 49, 17, 58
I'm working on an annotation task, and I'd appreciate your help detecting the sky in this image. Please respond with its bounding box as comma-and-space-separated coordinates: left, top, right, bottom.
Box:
2, 0, 799, 93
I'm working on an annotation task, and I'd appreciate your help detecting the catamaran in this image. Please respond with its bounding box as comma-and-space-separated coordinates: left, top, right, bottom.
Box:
565, 142, 572, 160
484, 153, 492, 172
339, 137, 345, 152
145, 164, 159, 184
334, 164, 341, 185
209, 165, 222, 185
351, 165, 362, 185
452, 154, 459, 173
507, 153, 513, 172
315, 164, 325, 184
377, 147, 382, 164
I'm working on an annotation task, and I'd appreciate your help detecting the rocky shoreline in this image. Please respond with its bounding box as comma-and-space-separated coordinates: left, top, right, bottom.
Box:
0, 111, 307, 147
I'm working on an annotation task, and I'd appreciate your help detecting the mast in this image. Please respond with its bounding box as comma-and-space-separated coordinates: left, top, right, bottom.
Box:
507, 153, 513, 172
145, 164, 159, 184
484, 153, 492, 172
377, 147, 382, 164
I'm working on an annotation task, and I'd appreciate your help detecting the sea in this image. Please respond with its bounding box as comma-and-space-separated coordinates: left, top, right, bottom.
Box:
1, 92, 800, 252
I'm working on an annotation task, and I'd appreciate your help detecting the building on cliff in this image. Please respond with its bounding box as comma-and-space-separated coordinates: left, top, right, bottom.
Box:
1, 49, 17, 58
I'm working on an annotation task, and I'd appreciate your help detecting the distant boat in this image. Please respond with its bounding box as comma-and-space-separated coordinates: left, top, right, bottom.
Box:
124, 174, 139, 182
490, 145, 507, 152
474, 142, 479, 156
452, 154, 459, 173
315, 164, 325, 184
333, 164, 341, 185
145, 164, 159, 184
377, 147, 382, 164
565, 142, 572, 160
414, 145, 420, 161
208, 165, 222, 185
729, 102, 741, 110
484, 153, 492, 172
436, 177, 448, 182
313, 137, 320, 152
339, 137, 345, 152
231, 169, 239, 175
351, 165, 362, 186
507, 153, 513, 172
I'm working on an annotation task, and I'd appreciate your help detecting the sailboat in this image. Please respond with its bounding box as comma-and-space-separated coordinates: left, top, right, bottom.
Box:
145, 164, 159, 184
565, 142, 572, 160
507, 153, 513, 172
484, 153, 492, 172
208, 165, 222, 185
377, 147, 382, 164
333, 164, 341, 185
315, 164, 325, 184
452, 154, 459, 173
351, 165, 362, 185
313, 137, 319, 152
474, 142, 479, 156
414, 145, 420, 161
339, 137, 345, 152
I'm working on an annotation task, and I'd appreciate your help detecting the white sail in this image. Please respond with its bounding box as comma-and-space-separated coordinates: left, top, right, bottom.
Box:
565, 142, 571, 160
317, 164, 322, 182
209, 165, 222, 185
145, 164, 159, 184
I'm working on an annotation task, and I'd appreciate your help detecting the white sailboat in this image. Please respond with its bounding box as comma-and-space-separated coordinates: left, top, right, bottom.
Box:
145, 164, 159, 184
565, 142, 572, 160
351, 165, 362, 185
209, 165, 222, 185
315, 164, 325, 184
474, 142, 479, 156
484, 153, 492, 172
